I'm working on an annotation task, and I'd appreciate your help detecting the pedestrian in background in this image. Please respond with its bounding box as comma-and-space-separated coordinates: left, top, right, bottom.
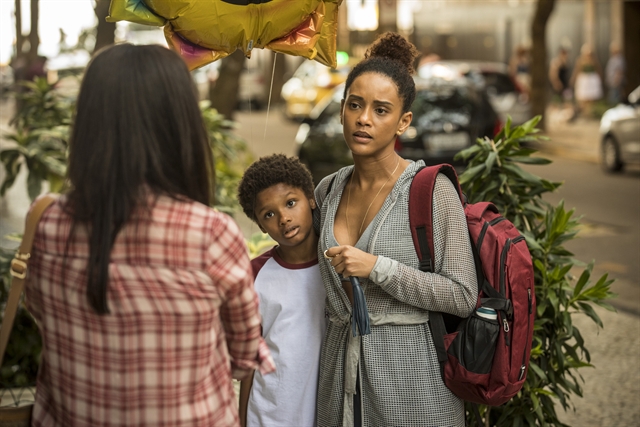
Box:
315, 32, 477, 427
509, 45, 531, 97
605, 42, 626, 105
571, 43, 603, 117
25, 44, 274, 426
549, 47, 572, 102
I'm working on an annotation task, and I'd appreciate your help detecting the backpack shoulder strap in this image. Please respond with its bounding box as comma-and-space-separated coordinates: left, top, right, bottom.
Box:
0, 194, 58, 365
409, 165, 465, 381
408, 164, 463, 273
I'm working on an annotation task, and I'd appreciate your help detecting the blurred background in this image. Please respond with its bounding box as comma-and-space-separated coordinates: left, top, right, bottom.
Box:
0, 2, 638, 425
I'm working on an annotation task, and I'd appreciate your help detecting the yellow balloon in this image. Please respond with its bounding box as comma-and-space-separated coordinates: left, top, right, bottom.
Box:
108, 0, 343, 70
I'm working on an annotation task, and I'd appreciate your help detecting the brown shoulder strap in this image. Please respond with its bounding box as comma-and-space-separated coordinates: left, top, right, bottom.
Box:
0, 194, 58, 366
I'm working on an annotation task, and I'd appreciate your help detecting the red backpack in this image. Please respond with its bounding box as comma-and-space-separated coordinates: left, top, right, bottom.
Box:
409, 164, 535, 406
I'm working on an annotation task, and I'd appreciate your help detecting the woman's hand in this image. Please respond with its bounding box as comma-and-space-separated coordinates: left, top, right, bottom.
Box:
325, 245, 378, 279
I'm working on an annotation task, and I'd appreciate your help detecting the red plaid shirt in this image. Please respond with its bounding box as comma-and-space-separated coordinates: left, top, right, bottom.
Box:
25, 194, 274, 427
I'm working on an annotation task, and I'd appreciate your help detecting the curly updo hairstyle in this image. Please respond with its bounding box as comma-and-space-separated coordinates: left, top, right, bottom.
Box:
343, 32, 419, 113
238, 154, 315, 222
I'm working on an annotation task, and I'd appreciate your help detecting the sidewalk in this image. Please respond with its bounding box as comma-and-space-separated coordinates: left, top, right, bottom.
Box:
536, 105, 601, 164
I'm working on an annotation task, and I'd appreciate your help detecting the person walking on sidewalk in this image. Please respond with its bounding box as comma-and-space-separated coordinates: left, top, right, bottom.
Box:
315, 33, 477, 427
605, 42, 626, 105
549, 47, 571, 101
571, 44, 604, 117
24, 44, 274, 427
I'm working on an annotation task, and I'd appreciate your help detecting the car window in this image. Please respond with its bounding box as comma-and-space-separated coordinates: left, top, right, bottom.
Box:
412, 86, 477, 116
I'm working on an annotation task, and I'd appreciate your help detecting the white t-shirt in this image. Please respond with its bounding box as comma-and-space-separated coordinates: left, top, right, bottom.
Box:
247, 247, 327, 427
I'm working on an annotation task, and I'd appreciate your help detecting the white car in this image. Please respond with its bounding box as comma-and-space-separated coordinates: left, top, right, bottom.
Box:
599, 86, 640, 172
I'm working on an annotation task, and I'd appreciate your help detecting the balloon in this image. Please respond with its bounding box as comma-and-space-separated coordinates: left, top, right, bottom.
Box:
107, 0, 343, 70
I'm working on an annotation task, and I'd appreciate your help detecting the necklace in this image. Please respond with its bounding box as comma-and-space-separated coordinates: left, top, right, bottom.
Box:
346, 156, 401, 239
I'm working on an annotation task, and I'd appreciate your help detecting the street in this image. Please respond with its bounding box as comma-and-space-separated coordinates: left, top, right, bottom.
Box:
522, 155, 640, 316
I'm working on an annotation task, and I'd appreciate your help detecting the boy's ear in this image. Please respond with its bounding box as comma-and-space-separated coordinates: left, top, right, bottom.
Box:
309, 198, 317, 209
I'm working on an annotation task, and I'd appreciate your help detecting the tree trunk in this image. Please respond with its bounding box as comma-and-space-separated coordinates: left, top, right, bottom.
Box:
14, 0, 23, 58
530, 0, 555, 130
28, 0, 39, 61
93, 0, 116, 54
209, 50, 246, 120
623, 1, 640, 96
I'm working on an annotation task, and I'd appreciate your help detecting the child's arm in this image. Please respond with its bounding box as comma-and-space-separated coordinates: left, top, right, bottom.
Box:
238, 370, 255, 427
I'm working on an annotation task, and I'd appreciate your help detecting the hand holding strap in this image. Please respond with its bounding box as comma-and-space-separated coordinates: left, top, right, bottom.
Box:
0, 194, 58, 366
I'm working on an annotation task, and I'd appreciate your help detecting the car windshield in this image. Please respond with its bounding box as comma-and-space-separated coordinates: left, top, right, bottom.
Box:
412, 85, 477, 115
411, 85, 477, 129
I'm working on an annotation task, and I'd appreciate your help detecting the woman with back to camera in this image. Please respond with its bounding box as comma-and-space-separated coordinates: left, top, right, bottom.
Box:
25, 44, 273, 426
315, 33, 478, 426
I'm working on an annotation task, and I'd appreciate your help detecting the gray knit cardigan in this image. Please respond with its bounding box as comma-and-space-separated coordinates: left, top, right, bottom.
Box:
314, 160, 478, 427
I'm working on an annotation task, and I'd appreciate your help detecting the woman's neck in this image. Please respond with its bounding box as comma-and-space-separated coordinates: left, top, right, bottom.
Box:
352, 152, 407, 189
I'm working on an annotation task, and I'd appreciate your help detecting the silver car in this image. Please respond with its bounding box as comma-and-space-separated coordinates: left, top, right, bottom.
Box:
599, 86, 640, 172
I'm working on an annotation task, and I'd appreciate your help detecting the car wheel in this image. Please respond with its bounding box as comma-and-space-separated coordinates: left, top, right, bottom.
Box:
601, 136, 623, 172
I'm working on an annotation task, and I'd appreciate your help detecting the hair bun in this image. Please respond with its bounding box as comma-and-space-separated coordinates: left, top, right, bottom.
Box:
365, 32, 418, 74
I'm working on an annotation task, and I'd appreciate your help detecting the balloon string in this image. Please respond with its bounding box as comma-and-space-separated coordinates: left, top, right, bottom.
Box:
263, 53, 277, 144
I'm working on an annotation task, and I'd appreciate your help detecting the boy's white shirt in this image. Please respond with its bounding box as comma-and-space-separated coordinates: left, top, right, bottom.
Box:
247, 247, 327, 427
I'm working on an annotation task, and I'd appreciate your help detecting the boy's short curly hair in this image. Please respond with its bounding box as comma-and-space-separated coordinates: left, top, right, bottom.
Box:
238, 154, 315, 222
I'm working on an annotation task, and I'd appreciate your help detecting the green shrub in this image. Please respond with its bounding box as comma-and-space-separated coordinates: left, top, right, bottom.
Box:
455, 116, 616, 426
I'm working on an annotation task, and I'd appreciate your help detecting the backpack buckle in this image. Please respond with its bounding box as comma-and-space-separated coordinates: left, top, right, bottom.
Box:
505, 300, 513, 319
10, 252, 31, 279
419, 259, 432, 272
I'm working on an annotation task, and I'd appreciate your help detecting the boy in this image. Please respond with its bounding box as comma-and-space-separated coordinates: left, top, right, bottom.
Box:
237, 154, 327, 427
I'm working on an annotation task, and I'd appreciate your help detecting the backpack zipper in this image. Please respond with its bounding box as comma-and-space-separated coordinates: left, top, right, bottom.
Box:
499, 238, 511, 296
519, 288, 532, 381
476, 216, 506, 252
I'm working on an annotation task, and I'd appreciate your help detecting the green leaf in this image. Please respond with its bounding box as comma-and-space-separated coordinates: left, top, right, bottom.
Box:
577, 302, 603, 327
458, 163, 486, 185
506, 156, 552, 165
482, 151, 498, 178
27, 170, 43, 201
573, 266, 592, 297
528, 361, 548, 382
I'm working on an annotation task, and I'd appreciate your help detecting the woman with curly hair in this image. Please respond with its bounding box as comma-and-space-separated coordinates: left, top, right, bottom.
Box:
315, 33, 478, 426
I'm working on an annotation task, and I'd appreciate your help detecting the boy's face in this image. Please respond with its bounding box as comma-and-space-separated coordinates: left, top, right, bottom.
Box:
254, 183, 316, 249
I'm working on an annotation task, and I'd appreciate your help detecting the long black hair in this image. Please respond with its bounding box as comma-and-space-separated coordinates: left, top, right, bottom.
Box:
66, 44, 213, 314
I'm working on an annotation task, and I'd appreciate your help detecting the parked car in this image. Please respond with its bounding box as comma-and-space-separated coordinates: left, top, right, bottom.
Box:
281, 60, 349, 121
418, 60, 532, 125
599, 85, 640, 172
296, 76, 500, 184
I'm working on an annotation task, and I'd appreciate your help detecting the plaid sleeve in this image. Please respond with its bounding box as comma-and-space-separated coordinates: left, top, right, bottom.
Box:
206, 215, 275, 375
